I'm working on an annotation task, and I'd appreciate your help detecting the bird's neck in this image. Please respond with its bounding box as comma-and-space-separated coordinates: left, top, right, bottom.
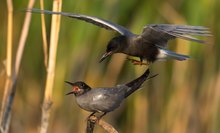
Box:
116, 36, 130, 52
75, 87, 91, 97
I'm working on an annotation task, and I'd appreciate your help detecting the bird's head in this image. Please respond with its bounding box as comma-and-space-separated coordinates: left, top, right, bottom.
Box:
99, 36, 127, 63
65, 81, 91, 96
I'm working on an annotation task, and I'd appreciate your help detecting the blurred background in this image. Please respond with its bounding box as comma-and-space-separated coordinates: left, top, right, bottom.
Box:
0, 0, 220, 133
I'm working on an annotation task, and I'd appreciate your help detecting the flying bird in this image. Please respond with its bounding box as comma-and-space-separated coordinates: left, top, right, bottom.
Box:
28, 8, 211, 65
65, 69, 157, 119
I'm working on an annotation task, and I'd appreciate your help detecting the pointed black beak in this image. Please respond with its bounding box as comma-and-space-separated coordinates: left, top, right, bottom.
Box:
65, 81, 74, 86
99, 51, 112, 63
65, 81, 74, 95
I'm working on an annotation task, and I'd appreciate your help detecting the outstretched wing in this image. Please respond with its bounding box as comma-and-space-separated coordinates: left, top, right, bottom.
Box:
139, 24, 211, 47
27, 8, 134, 36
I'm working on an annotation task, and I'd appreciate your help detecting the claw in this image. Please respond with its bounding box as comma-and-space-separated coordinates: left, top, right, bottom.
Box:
86, 112, 96, 122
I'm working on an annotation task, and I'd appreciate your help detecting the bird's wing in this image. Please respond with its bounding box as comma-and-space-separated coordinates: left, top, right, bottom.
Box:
91, 88, 125, 101
90, 88, 125, 112
27, 8, 134, 36
139, 24, 211, 47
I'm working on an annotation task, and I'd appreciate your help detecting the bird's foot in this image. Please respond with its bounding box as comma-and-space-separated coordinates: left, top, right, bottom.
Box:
126, 58, 148, 65
87, 112, 96, 122
88, 116, 97, 124
87, 112, 106, 123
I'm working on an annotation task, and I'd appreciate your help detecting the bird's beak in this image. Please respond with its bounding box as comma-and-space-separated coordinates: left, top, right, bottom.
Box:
65, 81, 75, 95
65, 81, 74, 86
99, 51, 112, 63
66, 91, 74, 95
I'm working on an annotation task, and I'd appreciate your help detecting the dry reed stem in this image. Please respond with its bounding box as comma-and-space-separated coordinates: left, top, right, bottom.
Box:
159, 3, 192, 133
40, 0, 62, 133
0, 79, 12, 132
5, 0, 13, 78
0, 0, 13, 122
0, 0, 13, 131
40, 0, 48, 68
15, 0, 35, 76
0, 0, 35, 132
87, 116, 118, 133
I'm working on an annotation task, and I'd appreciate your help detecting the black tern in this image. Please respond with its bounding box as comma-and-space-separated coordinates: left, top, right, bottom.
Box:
28, 9, 211, 65
65, 69, 157, 119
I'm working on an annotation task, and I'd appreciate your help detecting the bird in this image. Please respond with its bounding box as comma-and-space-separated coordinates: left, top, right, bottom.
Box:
65, 69, 157, 119
27, 8, 211, 65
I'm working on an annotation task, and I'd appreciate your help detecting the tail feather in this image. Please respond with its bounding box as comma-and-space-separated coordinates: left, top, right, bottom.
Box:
124, 69, 157, 98
156, 45, 191, 61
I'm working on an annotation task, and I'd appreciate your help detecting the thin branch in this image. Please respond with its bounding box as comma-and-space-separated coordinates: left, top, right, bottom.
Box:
86, 116, 118, 133
40, 0, 62, 133
40, 0, 49, 68
86, 118, 96, 133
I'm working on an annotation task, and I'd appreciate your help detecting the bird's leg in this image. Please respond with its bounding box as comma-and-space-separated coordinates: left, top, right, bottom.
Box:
87, 112, 96, 121
87, 112, 107, 123
96, 112, 107, 122
126, 57, 147, 65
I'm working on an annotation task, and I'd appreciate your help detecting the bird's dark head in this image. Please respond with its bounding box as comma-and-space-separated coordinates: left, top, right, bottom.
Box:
99, 36, 127, 63
65, 81, 91, 96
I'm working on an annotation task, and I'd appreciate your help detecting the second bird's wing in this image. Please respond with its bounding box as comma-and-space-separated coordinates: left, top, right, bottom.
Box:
139, 24, 211, 47
89, 88, 126, 112
28, 8, 134, 36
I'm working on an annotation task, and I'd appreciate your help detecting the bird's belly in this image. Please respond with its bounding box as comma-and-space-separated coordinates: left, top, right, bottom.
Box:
76, 93, 123, 113
125, 43, 159, 62
76, 97, 96, 112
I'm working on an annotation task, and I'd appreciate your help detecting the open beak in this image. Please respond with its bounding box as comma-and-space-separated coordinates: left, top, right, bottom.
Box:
66, 91, 74, 95
99, 51, 112, 63
65, 81, 74, 95
65, 81, 74, 86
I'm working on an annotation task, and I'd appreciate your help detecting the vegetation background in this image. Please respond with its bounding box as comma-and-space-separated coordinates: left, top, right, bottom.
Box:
0, 0, 219, 133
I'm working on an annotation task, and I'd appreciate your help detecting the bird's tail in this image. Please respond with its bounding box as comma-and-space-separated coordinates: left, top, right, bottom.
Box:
157, 45, 191, 61
124, 69, 158, 98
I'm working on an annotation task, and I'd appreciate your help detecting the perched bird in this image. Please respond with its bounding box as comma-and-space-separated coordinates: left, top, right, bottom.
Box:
28, 9, 211, 65
65, 69, 157, 119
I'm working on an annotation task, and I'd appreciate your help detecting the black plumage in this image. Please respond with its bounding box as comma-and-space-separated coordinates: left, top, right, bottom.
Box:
28, 9, 211, 64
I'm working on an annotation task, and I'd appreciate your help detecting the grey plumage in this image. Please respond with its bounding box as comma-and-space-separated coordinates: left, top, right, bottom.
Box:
27, 8, 133, 36
65, 69, 156, 115
141, 24, 211, 45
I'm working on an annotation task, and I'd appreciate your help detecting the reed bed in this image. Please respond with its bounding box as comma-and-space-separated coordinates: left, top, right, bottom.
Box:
0, 0, 219, 133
